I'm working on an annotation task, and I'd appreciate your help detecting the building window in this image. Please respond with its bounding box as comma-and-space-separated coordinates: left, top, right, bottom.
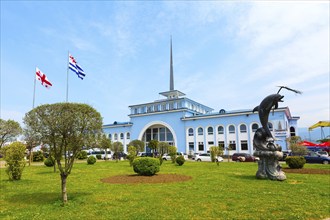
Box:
188, 128, 194, 136
218, 126, 224, 134
252, 123, 259, 132
120, 133, 124, 140
198, 127, 203, 136
134, 108, 138, 114
290, 127, 296, 136
208, 141, 214, 146
218, 141, 225, 148
126, 132, 130, 139
229, 125, 235, 134
229, 141, 236, 150
114, 133, 118, 141
162, 104, 167, 111
268, 122, 273, 131
198, 142, 204, 151
240, 124, 247, 133
241, 140, 248, 150
159, 127, 166, 141
207, 127, 213, 135
189, 142, 194, 151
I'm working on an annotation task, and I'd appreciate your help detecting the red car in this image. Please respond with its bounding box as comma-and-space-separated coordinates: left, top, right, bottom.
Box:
232, 153, 259, 162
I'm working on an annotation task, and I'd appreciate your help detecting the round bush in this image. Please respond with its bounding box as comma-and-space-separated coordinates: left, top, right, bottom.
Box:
32, 151, 44, 162
176, 155, 185, 166
87, 156, 96, 165
76, 151, 88, 160
285, 156, 306, 169
96, 154, 102, 160
44, 157, 55, 167
132, 157, 160, 176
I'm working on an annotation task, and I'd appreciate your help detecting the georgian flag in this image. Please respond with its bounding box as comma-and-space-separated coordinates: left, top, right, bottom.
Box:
36, 67, 52, 88
69, 53, 85, 80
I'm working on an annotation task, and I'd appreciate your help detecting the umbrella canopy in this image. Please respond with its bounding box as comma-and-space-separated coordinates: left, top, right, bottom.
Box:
308, 121, 330, 131
317, 141, 330, 147
299, 140, 317, 146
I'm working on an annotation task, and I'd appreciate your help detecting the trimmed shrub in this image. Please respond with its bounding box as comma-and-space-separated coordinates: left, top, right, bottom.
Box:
87, 156, 96, 165
132, 157, 160, 176
176, 155, 185, 166
44, 157, 55, 167
30, 151, 44, 162
76, 151, 88, 160
96, 154, 102, 160
285, 156, 306, 169
3, 142, 26, 181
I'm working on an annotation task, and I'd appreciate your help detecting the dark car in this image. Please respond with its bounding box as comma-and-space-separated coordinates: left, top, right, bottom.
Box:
232, 153, 259, 162
304, 152, 330, 164
112, 152, 127, 160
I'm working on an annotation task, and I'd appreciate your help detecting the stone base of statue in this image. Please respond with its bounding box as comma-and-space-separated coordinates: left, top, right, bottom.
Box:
254, 150, 286, 181
253, 128, 286, 181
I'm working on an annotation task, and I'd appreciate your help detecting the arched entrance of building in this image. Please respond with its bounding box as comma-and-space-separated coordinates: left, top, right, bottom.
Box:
138, 121, 177, 152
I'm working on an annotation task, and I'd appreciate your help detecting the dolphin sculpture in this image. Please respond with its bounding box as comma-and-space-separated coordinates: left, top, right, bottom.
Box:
253, 94, 284, 139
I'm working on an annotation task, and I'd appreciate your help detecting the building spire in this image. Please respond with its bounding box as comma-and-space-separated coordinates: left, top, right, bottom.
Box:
170, 36, 174, 91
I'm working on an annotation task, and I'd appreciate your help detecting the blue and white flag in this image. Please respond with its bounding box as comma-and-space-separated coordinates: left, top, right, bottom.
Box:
69, 53, 85, 80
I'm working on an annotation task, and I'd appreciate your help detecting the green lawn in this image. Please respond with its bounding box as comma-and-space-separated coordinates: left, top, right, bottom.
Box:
0, 160, 329, 220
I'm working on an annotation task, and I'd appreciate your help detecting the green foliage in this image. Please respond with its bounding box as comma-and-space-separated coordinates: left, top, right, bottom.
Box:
157, 142, 170, 165
31, 151, 44, 162
44, 156, 55, 167
287, 136, 308, 156
175, 155, 185, 166
148, 139, 159, 156
0, 119, 22, 148
111, 142, 124, 162
168, 146, 177, 163
285, 156, 306, 169
128, 139, 145, 153
76, 150, 88, 160
96, 154, 102, 160
132, 157, 160, 176
3, 141, 26, 180
87, 156, 96, 165
127, 146, 137, 166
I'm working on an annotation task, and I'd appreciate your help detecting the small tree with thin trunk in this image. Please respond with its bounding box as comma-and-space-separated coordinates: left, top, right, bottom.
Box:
111, 141, 124, 162
23, 103, 102, 204
127, 145, 137, 166
0, 119, 22, 148
148, 140, 159, 157
23, 128, 41, 166
157, 142, 170, 165
168, 146, 177, 163
129, 139, 145, 155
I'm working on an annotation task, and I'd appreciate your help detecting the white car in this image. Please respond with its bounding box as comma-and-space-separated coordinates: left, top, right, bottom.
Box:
162, 152, 188, 160
195, 153, 223, 162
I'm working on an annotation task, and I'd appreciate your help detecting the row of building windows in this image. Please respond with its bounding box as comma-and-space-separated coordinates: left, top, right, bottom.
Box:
187, 123, 274, 136
108, 132, 130, 141
132, 101, 184, 114
188, 140, 248, 152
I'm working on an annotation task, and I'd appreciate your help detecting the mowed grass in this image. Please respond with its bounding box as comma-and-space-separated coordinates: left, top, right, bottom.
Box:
0, 160, 329, 220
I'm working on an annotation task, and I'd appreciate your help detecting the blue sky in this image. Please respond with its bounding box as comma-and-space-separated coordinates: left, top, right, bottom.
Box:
1, 1, 329, 132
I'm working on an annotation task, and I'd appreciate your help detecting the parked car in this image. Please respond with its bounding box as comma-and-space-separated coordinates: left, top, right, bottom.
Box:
304, 152, 330, 164
195, 153, 223, 162
112, 152, 127, 160
316, 151, 329, 157
86, 149, 112, 160
162, 152, 188, 160
232, 153, 259, 162
138, 152, 154, 157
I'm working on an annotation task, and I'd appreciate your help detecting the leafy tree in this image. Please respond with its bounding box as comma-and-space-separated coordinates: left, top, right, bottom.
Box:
287, 136, 308, 156
157, 142, 170, 165
23, 128, 41, 166
148, 140, 158, 157
127, 145, 137, 166
128, 139, 145, 154
23, 103, 102, 204
168, 146, 177, 163
2, 141, 26, 180
0, 119, 22, 148
111, 141, 124, 162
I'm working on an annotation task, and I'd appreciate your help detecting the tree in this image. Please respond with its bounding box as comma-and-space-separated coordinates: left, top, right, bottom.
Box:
287, 136, 308, 156
209, 146, 224, 165
23, 103, 102, 204
95, 134, 112, 161
148, 140, 159, 157
127, 145, 137, 166
168, 146, 177, 163
128, 139, 145, 154
111, 141, 124, 162
157, 142, 170, 165
0, 119, 22, 148
23, 128, 41, 166
2, 141, 26, 180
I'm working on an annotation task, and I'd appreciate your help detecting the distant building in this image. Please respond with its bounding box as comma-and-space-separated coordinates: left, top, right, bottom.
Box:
102, 41, 299, 155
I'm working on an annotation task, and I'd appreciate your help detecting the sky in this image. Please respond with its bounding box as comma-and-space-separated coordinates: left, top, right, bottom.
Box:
1, 1, 329, 133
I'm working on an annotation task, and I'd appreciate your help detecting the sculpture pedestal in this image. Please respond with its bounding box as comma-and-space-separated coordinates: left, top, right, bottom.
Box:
254, 150, 286, 181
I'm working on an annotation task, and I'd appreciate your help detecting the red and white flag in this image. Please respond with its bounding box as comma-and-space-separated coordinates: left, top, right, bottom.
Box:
36, 67, 52, 88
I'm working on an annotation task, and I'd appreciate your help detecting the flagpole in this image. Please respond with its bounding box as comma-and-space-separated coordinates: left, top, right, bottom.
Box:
66, 51, 69, 102
32, 67, 37, 108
